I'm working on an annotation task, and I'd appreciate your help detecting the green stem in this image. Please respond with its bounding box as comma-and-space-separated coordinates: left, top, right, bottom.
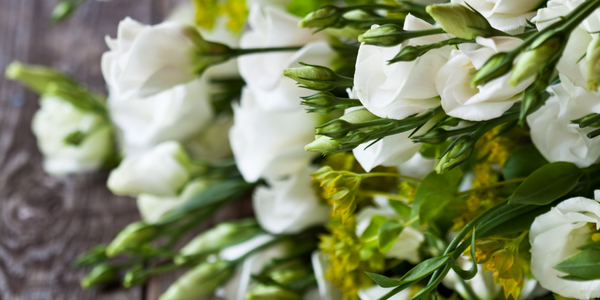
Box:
357, 190, 409, 202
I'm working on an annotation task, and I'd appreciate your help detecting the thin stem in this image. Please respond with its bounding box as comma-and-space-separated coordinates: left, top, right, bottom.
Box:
357, 190, 408, 202
456, 178, 526, 196
231, 46, 304, 56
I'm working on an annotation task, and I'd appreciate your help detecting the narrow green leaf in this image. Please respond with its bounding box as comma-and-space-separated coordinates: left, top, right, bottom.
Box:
578, 240, 600, 250
400, 256, 450, 282
366, 272, 402, 288
478, 204, 550, 237
362, 215, 387, 243
378, 221, 404, 253
554, 248, 600, 280
451, 229, 477, 280
509, 162, 584, 205
412, 168, 462, 225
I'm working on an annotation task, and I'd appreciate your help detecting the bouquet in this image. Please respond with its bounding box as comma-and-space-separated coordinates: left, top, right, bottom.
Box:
7, 0, 600, 299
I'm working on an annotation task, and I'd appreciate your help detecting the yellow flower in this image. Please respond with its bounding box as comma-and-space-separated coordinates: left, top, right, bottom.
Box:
193, 0, 248, 32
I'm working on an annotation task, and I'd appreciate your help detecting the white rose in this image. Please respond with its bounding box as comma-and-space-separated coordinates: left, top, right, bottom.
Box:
238, 4, 336, 111
108, 77, 214, 155
355, 200, 424, 264
536, 0, 600, 89
32, 95, 112, 176
354, 15, 450, 120
229, 87, 319, 182
451, 0, 539, 32
527, 75, 600, 167
107, 141, 192, 197
136, 179, 209, 223
437, 36, 533, 121
529, 192, 600, 299
253, 166, 330, 234
102, 17, 207, 99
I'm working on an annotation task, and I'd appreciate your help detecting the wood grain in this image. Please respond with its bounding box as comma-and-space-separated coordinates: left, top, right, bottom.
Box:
0, 1, 253, 299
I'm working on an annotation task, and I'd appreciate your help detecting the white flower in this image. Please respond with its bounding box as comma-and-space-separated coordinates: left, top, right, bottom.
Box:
108, 77, 214, 155
217, 235, 286, 300
451, 0, 539, 32
185, 114, 234, 162
536, 0, 600, 89
354, 15, 450, 120
229, 87, 319, 182
238, 4, 336, 111
102, 17, 208, 99
529, 192, 600, 299
136, 179, 209, 223
253, 166, 330, 234
107, 141, 192, 197
437, 36, 533, 121
527, 75, 600, 167
311, 251, 344, 300
355, 199, 424, 264
358, 284, 412, 300
31, 95, 112, 176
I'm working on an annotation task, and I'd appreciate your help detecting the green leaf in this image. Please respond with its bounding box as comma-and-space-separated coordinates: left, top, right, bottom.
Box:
509, 162, 584, 205
478, 204, 550, 237
400, 256, 450, 282
413, 168, 462, 225
578, 240, 600, 251
554, 248, 600, 280
502, 144, 548, 180
419, 141, 452, 159
388, 200, 411, 218
452, 229, 477, 280
361, 215, 387, 246
365, 272, 402, 288
378, 221, 404, 253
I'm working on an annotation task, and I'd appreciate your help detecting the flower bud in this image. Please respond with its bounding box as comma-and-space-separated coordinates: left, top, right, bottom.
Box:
159, 261, 233, 300
509, 35, 563, 86
412, 128, 449, 144
359, 25, 445, 47
183, 27, 234, 76
435, 136, 473, 174
74, 245, 108, 266
269, 263, 310, 285
389, 45, 425, 63
175, 219, 261, 264
80, 264, 119, 289
245, 285, 302, 300
123, 264, 147, 288
50, 2, 76, 24
340, 108, 379, 123
316, 119, 355, 139
5, 61, 77, 95
305, 136, 341, 153
587, 34, 600, 91
105, 222, 157, 257
283, 63, 353, 91
107, 141, 192, 197
426, 4, 497, 40
471, 52, 514, 88
300, 92, 361, 114
298, 6, 340, 29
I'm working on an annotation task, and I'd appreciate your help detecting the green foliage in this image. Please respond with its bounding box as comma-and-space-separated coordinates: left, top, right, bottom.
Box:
555, 248, 600, 280
378, 221, 404, 253
502, 144, 549, 180
413, 168, 463, 225
509, 162, 584, 205
287, 0, 334, 17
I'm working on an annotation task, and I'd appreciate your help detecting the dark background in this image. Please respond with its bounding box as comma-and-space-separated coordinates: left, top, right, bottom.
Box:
0, 1, 252, 299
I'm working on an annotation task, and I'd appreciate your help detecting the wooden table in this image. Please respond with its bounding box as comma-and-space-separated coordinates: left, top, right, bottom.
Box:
0, 1, 252, 299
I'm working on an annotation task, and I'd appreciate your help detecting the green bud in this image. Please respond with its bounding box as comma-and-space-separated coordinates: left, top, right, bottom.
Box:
74, 245, 108, 266
105, 222, 157, 257
300, 92, 361, 114
245, 285, 302, 300
283, 63, 353, 91
175, 219, 260, 265
269, 264, 310, 285
510, 36, 563, 86
339, 108, 379, 123
390, 45, 424, 63
298, 6, 340, 29
412, 128, 449, 144
426, 4, 498, 40
81, 263, 119, 289
159, 261, 233, 300
359, 25, 445, 47
435, 136, 473, 174
64, 130, 86, 146
315, 119, 355, 139
123, 264, 147, 288
305, 136, 341, 153
471, 52, 515, 88
587, 34, 600, 91
5, 61, 77, 95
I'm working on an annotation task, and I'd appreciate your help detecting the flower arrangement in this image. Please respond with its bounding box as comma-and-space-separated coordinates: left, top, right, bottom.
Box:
7, 0, 600, 299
